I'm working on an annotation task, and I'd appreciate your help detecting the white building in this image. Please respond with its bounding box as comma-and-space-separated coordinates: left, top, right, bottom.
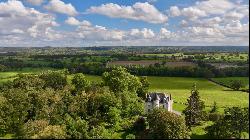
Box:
145, 92, 173, 113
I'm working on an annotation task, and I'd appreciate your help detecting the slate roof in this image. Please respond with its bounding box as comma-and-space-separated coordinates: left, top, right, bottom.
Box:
146, 92, 171, 103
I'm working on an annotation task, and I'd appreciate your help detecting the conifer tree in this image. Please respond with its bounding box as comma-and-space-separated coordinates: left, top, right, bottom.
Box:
183, 83, 205, 128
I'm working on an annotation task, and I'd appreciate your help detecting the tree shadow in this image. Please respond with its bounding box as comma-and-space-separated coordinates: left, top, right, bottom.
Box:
191, 133, 210, 139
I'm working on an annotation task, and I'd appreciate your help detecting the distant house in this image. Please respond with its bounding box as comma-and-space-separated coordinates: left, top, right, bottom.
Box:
145, 92, 173, 113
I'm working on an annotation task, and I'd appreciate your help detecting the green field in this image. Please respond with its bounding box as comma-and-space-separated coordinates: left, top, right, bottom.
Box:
1, 70, 248, 113
211, 77, 249, 89
148, 76, 249, 112
0, 68, 58, 84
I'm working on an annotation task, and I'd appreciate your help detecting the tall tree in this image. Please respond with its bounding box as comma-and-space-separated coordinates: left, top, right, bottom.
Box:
183, 83, 205, 128
72, 73, 90, 93
102, 66, 141, 93
136, 76, 150, 100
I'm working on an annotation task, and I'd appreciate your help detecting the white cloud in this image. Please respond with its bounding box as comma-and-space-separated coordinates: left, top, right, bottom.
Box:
159, 28, 175, 39
224, 11, 245, 20
169, 0, 236, 19
76, 21, 125, 41
87, 2, 167, 24
129, 28, 155, 39
11, 29, 24, 34
26, 0, 44, 6
0, 0, 248, 47
169, 6, 181, 17
65, 17, 80, 26
0, 0, 29, 16
44, 0, 78, 16
0, 0, 61, 43
65, 17, 91, 26
195, 0, 235, 15
182, 7, 207, 20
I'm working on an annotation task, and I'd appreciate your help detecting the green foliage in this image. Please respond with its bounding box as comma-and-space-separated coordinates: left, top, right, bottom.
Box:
0, 88, 32, 134
125, 134, 136, 139
31, 125, 68, 139
230, 80, 244, 90
206, 107, 249, 139
64, 114, 89, 139
102, 66, 142, 93
0, 64, 7, 72
133, 117, 146, 134
39, 70, 68, 90
210, 101, 218, 113
20, 120, 49, 138
72, 73, 90, 93
147, 108, 190, 139
88, 125, 120, 139
208, 113, 222, 122
137, 76, 150, 100
13, 74, 45, 90
183, 84, 205, 128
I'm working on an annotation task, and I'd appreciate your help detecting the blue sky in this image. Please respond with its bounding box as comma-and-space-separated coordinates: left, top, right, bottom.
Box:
0, 0, 249, 47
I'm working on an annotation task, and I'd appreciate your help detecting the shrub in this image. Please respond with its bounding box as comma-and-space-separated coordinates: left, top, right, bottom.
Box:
208, 113, 222, 122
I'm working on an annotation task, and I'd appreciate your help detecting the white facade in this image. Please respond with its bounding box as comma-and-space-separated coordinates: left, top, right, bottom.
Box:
145, 92, 173, 113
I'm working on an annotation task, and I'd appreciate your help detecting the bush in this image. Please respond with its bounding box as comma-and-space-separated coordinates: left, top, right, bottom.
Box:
208, 113, 222, 122
230, 80, 244, 90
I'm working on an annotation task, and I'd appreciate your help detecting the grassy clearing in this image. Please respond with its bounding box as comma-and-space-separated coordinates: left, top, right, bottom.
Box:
211, 77, 249, 89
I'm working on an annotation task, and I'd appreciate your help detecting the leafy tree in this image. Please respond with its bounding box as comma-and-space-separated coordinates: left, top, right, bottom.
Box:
89, 125, 117, 139
0, 88, 32, 134
183, 84, 205, 128
147, 108, 190, 139
20, 120, 49, 139
39, 70, 68, 90
206, 107, 249, 139
31, 125, 68, 139
136, 76, 150, 100
64, 114, 89, 139
72, 73, 90, 93
102, 66, 142, 93
230, 80, 244, 90
12, 74, 45, 90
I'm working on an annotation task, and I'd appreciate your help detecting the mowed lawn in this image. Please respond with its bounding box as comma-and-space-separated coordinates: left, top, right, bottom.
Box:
1, 70, 248, 113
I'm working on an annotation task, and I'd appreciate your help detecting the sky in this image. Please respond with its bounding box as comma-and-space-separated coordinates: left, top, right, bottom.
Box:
0, 0, 249, 47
